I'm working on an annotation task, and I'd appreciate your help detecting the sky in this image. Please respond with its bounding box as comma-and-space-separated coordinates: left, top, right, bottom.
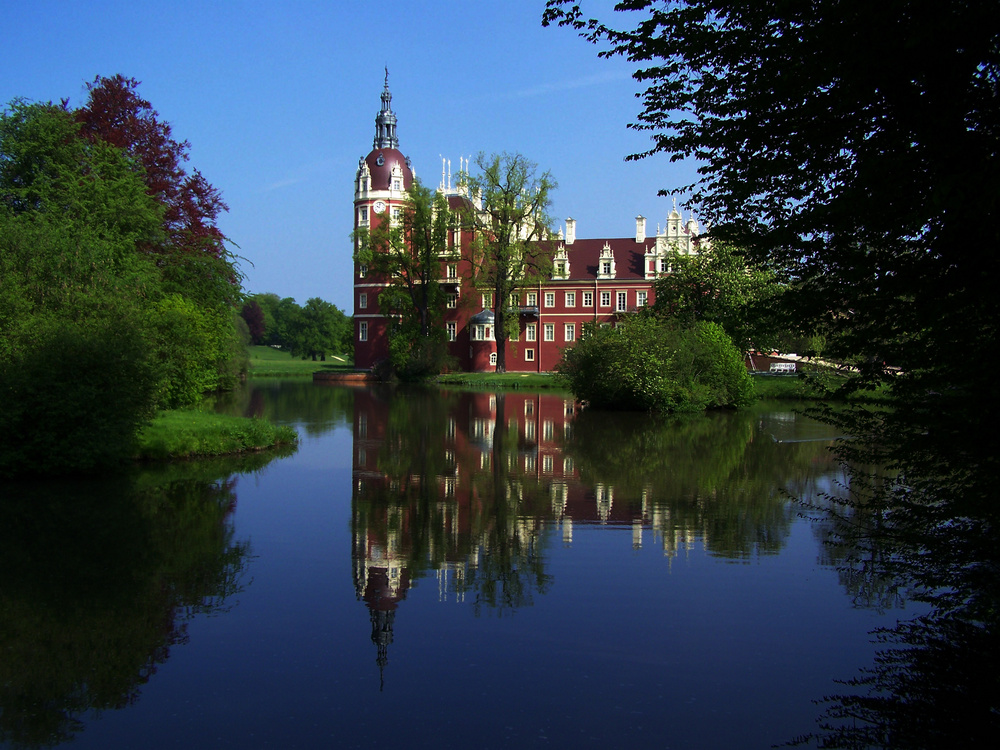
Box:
3, 0, 701, 312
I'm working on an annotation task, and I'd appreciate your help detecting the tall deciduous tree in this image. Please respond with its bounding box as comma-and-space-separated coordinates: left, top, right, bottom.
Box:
77, 74, 229, 261
458, 153, 556, 373
651, 243, 783, 355
544, 2, 999, 743
354, 179, 455, 377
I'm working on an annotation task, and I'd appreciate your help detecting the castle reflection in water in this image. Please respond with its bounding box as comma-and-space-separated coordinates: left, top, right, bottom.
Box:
349, 386, 835, 683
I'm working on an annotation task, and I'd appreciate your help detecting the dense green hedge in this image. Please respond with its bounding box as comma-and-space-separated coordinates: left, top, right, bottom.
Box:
556, 317, 754, 412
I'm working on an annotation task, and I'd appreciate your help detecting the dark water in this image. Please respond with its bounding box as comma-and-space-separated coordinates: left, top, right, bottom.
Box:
0, 381, 921, 749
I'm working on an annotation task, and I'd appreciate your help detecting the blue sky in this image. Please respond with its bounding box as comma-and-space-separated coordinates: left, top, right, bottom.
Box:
3, 0, 700, 311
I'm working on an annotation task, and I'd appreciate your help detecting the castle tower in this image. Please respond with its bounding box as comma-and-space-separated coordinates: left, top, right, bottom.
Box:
353, 70, 415, 370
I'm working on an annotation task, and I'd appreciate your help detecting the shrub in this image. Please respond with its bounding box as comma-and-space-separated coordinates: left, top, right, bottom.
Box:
0, 317, 158, 475
556, 317, 754, 412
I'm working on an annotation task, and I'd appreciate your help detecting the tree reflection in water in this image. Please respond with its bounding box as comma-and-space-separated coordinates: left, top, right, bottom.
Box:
0, 450, 286, 748
349, 387, 841, 683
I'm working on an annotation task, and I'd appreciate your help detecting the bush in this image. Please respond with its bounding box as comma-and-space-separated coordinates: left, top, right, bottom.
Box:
0, 317, 158, 476
556, 317, 754, 412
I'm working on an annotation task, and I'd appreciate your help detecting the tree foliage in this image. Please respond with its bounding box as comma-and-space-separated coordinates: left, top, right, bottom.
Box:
458, 152, 557, 372
0, 80, 245, 474
544, 1, 1000, 742
557, 317, 754, 412
651, 242, 783, 354
354, 178, 455, 378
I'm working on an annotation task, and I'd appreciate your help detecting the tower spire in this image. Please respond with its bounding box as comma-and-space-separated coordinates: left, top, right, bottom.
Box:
373, 68, 399, 150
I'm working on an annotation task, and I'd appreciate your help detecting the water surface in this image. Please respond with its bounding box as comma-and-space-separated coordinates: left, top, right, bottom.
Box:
0, 381, 917, 749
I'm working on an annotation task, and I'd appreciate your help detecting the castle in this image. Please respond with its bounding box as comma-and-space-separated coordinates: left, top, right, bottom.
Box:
352, 74, 704, 372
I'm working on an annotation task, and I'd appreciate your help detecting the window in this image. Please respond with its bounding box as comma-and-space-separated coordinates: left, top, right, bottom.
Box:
359, 321, 368, 341
359, 293, 367, 309
637, 291, 648, 307
525, 400, 535, 415
565, 323, 575, 342
602, 261, 612, 275
392, 206, 401, 220
544, 324, 555, 341
617, 292, 627, 311
583, 291, 593, 307
526, 292, 537, 307
447, 293, 457, 308
359, 263, 368, 278
525, 455, 536, 472
600, 291, 611, 307
565, 291, 575, 307
525, 348, 535, 361
660, 258, 669, 272
489, 352, 497, 366
542, 455, 554, 473
447, 263, 458, 279
544, 292, 555, 308
543, 420, 554, 441
359, 206, 368, 224
393, 179, 401, 190
482, 292, 493, 309
472, 325, 485, 341
447, 321, 456, 341
555, 261, 566, 276
526, 323, 537, 342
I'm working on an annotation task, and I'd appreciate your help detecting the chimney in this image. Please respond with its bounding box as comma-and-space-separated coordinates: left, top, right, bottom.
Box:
565, 217, 576, 245
636, 215, 646, 243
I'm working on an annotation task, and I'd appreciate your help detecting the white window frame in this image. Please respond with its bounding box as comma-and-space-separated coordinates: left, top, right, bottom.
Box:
600, 291, 611, 307
617, 291, 628, 311
544, 292, 555, 308
526, 291, 538, 307
489, 352, 497, 366
524, 348, 535, 361
446, 321, 457, 341
447, 263, 458, 279
447, 292, 457, 308
637, 291, 648, 307
526, 323, 537, 342
565, 323, 575, 342
359, 321, 368, 341
359, 293, 367, 309
544, 323, 555, 342
565, 291, 575, 307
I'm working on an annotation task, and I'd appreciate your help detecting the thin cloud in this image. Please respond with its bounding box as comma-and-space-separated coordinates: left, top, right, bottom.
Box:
503, 70, 630, 100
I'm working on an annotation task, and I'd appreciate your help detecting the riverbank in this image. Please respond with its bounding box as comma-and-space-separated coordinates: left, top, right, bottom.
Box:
248, 345, 354, 377
136, 410, 297, 461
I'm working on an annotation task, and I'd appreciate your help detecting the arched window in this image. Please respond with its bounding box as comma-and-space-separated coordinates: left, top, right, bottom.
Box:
489, 352, 497, 367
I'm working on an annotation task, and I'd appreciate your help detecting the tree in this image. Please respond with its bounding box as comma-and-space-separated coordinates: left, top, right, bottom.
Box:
556, 317, 754, 412
651, 242, 783, 354
458, 152, 557, 372
77, 74, 229, 260
544, 1, 1000, 742
240, 299, 266, 345
354, 178, 455, 378
291, 297, 350, 361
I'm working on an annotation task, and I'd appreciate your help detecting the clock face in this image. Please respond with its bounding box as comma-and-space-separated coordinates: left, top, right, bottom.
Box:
373, 200, 386, 214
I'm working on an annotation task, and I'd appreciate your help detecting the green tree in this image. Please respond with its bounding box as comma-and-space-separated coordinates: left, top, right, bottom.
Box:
557, 316, 754, 412
544, 1, 999, 743
354, 178, 455, 378
652, 243, 783, 354
291, 297, 350, 361
458, 152, 557, 372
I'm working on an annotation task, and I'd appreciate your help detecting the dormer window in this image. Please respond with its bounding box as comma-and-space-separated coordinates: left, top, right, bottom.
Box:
597, 242, 616, 279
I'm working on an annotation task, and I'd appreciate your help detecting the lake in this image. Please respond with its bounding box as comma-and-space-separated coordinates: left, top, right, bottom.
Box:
0, 380, 921, 749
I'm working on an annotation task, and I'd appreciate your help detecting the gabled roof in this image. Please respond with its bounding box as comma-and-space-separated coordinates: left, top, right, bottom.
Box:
560, 237, 655, 281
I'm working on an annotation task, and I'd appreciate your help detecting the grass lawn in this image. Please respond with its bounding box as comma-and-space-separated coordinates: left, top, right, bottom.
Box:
136, 410, 298, 460
435, 371, 567, 390
248, 345, 355, 377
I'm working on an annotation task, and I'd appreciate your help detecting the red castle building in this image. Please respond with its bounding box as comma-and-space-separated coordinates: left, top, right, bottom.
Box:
352, 74, 705, 372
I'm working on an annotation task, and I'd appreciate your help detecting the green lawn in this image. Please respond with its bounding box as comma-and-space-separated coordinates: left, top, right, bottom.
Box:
435, 371, 567, 390
136, 409, 298, 460
248, 346, 355, 377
